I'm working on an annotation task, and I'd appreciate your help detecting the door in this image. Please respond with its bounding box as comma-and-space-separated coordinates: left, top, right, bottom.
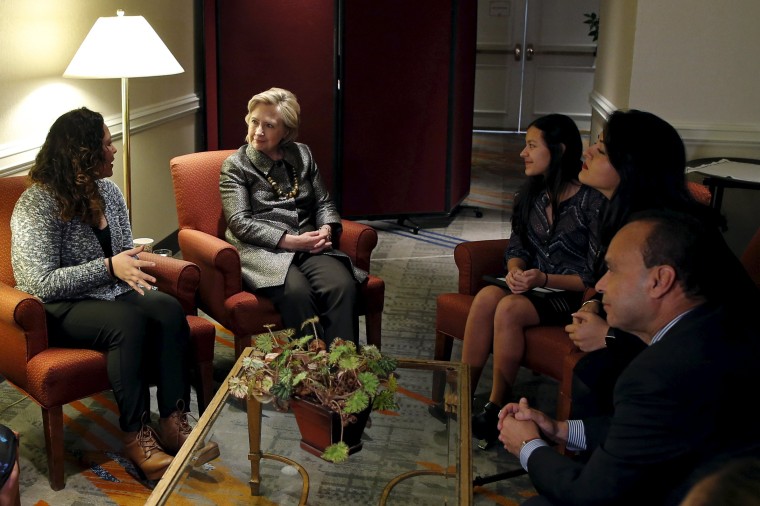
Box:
474, 0, 599, 132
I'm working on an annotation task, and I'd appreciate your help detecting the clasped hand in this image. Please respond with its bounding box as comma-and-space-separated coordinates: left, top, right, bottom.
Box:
506, 268, 543, 294
111, 245, 157, 295
280, 228, 332, 254
565, 304, 609, 352
497, 397, 566, 456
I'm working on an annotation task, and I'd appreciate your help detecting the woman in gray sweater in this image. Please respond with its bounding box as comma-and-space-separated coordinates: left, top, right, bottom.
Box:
10, 108, 207, 481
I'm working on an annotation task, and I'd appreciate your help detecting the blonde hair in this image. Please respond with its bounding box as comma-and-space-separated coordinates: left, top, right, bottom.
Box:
244, 87, 300, 144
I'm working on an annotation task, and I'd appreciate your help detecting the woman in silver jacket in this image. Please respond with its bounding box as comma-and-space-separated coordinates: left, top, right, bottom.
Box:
10, 108, 215, 481
220, 88, 366, 345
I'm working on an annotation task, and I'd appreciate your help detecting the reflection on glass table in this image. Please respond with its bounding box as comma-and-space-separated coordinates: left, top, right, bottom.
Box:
147, 348, 472, 505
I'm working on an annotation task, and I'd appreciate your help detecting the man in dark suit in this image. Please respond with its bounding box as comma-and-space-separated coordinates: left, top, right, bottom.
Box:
497, 209, 760, 505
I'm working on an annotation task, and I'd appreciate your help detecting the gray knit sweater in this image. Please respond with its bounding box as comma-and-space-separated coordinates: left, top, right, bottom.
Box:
10, 179, 132, 302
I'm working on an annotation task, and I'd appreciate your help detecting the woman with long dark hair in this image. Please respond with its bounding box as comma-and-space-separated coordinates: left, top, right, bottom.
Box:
566, 109, 727, 417
11, 107, 216, 480
465, 114, 604, 444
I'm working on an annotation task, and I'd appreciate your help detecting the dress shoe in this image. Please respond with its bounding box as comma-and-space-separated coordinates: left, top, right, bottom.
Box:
159, 409, 193, 455
123, 424, 173, 480
159, 405, 220, 467
471, 401, 501, 443
190, 440, 221, 468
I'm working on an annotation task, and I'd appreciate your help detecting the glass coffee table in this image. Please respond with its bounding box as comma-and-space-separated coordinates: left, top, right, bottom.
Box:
147, 347, 472, 505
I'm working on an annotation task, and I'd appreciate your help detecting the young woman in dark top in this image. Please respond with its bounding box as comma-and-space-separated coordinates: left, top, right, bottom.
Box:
465, 114, 605, 443
565, 109, 735, 418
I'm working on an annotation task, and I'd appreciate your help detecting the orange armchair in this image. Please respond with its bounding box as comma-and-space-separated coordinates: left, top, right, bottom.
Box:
169, 150, 385, 357
434, 239, 587, 421
0, 175, 216, 490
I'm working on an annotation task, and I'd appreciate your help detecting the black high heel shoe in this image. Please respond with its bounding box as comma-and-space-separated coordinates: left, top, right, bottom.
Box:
471, 401, 501, 444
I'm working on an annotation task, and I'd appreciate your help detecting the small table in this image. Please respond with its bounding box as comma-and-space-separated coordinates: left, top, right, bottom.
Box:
146, 348, 472, 505
686, 158, 760, 212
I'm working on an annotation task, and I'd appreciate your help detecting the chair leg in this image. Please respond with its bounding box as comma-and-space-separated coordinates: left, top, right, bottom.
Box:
41, 405, 65, 491
365, 310, 383, 349
431, 330, 456, 402
195, 360, 215, 413
235, 334, 252, 358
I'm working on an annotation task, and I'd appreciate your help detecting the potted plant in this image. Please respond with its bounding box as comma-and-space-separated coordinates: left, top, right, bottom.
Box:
228, 317, 398, 463
583, 11, 599, 57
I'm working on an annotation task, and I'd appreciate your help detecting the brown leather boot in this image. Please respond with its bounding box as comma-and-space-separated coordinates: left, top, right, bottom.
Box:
123, 424, 173, 480
158, 409, 192, 455
159, 408, 220, 467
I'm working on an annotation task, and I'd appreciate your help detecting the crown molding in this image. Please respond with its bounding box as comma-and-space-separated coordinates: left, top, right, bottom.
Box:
589, 91, 760, 155
0, 93, 200, 177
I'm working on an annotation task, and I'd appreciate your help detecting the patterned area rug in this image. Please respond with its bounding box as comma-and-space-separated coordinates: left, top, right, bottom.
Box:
0, 133, 559, 505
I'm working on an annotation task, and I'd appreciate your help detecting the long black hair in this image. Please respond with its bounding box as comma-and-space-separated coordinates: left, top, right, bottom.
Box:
597, 110, 714, 248
28, 107, 107, 225
511, 114, 583, 246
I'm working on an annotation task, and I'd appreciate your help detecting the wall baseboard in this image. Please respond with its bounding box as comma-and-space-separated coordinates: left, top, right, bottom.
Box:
0, 94, 200, 177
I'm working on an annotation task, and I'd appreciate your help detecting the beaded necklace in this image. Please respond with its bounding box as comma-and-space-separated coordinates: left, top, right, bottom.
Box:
266, 162, 299, 199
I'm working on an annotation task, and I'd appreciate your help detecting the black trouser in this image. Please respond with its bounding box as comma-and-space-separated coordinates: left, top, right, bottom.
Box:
45, 290, 190, 432
257, 253, 359, 346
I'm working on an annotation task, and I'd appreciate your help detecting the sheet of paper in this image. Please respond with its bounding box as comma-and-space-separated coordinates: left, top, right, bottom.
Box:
686, 159, 760, 183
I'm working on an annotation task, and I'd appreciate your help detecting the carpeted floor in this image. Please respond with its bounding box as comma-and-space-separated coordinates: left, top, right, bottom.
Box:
0, 133, 563, 505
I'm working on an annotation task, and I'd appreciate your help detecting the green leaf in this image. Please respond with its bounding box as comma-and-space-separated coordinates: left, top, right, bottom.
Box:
254, 332, 274, 353
321, 442, 349, 463
358, 371, 380, 394
372, 389, 398, 411
344, 390, 370, 414
270, 380, 292, 401
292, 371, 308, 386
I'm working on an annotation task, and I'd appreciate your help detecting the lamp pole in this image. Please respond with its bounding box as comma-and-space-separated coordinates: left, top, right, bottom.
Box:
63, 9, 183, 226
122, 76, 132, 219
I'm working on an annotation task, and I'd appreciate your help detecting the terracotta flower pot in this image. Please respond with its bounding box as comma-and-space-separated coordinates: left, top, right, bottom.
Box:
290, 397, 371, 460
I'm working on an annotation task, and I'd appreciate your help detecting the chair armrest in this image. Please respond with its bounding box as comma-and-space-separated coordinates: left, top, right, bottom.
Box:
0, 282, 48, 386
453, 239, 509, 295
337, 219, 378, 272
140, 253, 200, 315
178, 228, 244, 320
558, 347, 588, 421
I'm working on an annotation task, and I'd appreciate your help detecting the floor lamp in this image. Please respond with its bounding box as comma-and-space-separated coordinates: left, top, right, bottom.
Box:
63, 9, 184, 221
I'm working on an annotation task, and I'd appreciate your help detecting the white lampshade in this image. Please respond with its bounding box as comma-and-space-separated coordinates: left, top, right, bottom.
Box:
64, 10, 183, 78
63, 9, 183, 222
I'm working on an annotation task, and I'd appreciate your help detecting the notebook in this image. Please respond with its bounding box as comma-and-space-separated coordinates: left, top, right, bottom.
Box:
482, 274, 565, 298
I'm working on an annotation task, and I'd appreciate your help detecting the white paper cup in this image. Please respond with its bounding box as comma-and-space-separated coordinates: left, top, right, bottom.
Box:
133, 237, 154, 252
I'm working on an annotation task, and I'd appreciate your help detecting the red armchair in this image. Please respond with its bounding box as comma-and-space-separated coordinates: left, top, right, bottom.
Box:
0, 175, 216, 490
169, 150, 385, 357
434, 239, 587, 421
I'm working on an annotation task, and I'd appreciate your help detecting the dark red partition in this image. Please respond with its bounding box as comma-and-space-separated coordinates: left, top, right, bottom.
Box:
212, 0, 336, 191
204, 0, 475, 217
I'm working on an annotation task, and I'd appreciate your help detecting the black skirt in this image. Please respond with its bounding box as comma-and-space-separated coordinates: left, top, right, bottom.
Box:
522, 289, 584, 326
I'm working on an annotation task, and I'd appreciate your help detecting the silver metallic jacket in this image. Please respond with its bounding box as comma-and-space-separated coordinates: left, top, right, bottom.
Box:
220, 142, 367, 290
10, 179, 132, 302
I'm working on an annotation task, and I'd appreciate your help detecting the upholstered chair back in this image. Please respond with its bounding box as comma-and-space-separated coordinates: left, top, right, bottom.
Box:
0, 176, 28, 286
170, 150, 236, 239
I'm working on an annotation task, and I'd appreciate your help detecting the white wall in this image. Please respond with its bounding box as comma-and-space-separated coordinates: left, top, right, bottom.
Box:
629, 0, 760, 159
592, 0, 760, 254
0, 0, 200, 242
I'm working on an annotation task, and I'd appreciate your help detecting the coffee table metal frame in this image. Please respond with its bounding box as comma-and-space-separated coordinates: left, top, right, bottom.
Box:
147, 347, 472, 505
